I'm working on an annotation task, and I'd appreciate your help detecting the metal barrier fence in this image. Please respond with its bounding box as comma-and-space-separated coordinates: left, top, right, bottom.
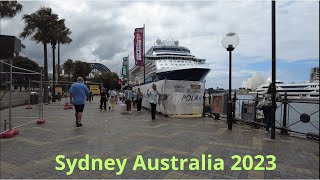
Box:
0, 59, 44, 134
204, 91, 319, 139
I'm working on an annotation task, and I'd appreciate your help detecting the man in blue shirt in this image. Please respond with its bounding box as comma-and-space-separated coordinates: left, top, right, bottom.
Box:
69, 77, 90, 127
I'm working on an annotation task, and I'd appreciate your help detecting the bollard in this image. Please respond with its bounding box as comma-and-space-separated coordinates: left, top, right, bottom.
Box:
281, 92, 289, 135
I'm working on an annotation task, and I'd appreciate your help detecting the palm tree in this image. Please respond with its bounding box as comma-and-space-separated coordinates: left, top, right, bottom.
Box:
49, 19, 71, 102
49, 19, 65, 102
53, 20, 72, 83
57, 29, 72, 82
63, 59, 73, 82
0, 1, 22, 34
20, 7, 59, 103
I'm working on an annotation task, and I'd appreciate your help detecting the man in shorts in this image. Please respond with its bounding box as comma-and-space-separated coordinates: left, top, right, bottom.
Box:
69, 77, 90, 127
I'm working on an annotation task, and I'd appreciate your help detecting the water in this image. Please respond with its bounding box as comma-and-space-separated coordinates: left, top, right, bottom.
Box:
236, 95, 319, 134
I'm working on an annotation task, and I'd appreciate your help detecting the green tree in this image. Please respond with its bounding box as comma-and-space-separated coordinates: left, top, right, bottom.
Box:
0, 1, 23, 34
62, 59, 73, 82
91, 72, 120, 90
71, 61, 91, 82
20, 7, 59, 103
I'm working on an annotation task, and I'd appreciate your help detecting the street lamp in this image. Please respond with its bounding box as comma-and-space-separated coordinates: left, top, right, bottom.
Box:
222, 32, 239, 130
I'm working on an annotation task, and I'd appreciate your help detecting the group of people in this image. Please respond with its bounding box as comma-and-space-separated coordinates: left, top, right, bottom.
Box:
121, 86, 144, 113
68, 77, 160, 127
99, 89, 118, 111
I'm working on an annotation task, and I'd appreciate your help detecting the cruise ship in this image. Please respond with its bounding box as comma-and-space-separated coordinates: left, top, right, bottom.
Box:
129, 39, 210, 84
249, 78, 319, 100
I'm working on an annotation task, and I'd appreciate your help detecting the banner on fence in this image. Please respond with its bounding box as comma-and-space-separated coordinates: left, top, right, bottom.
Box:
133, 80, 205, 115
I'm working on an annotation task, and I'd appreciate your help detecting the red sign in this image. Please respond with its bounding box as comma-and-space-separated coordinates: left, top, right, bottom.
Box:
134, 28, 144, 66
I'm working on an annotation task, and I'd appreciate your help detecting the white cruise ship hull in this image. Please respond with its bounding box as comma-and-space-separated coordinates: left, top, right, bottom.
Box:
156, 66, 210, 82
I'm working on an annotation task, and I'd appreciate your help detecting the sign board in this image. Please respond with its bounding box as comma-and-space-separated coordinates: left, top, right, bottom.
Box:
211, 93, 228, 115
55, 87, 62, 93
90, 85, 100, 95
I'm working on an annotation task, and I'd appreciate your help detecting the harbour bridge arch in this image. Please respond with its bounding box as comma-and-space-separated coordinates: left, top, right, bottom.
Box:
88, 63, 111, 73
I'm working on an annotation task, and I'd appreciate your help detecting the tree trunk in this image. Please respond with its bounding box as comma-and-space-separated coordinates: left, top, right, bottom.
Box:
52, 43, 56, 102
58, 43, 60, 83
43, 43, 49, 103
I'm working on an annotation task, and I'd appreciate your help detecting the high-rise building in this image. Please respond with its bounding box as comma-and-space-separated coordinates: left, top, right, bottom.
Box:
0, 35, 25, 59
310, 66, 319, 82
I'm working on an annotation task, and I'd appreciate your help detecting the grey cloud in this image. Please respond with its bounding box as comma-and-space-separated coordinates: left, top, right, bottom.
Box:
1, 0, 318, 88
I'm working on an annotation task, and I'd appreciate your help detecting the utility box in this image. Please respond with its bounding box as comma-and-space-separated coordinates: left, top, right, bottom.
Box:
30, 92, 39, 105
241, 101, 256, 121
211, 92, 228, 115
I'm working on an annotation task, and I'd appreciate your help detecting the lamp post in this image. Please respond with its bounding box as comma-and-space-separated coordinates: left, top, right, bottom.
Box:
222, 32, 239, 130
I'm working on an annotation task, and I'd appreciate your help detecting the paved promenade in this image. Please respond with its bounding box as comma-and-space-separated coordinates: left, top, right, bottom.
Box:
0, 99, 319, 179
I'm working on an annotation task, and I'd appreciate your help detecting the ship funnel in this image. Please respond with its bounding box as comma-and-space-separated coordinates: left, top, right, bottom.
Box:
156, 38, 161, 45
174, 40, 179, 46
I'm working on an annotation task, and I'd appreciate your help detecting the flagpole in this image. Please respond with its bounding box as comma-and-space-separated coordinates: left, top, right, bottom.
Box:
143, 24, 146, 84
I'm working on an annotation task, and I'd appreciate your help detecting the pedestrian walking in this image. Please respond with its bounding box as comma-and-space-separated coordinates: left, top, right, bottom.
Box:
100, 90, 108, 111
109, 89, 116, 111
132, 90, 137, 110
69, 77, 90, 127
119, 91, 124, 102
136, 88, 143, 112
115, 90, 119, 104
147, 84, 159, 120
89, 91, 93, 103
124, 86, 133, 113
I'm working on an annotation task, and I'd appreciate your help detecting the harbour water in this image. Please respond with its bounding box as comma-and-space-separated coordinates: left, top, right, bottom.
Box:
236, 95, 319, 134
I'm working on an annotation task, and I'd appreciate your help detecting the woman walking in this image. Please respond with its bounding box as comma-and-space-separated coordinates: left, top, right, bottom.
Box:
136, 88, 143, 112
147, 84, 159, 120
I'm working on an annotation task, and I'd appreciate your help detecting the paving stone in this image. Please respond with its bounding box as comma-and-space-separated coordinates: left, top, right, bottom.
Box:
0, 99, 319, 179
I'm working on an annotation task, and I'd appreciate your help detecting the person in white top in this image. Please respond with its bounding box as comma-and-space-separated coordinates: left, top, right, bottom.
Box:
147, 84, 160, 120
109, 89, 116, 111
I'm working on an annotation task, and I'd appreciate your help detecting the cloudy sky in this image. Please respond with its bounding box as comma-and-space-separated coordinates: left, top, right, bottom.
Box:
1, 0, 319, 89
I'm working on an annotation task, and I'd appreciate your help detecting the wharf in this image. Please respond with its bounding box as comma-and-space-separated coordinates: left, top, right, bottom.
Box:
0, 98, 319, 179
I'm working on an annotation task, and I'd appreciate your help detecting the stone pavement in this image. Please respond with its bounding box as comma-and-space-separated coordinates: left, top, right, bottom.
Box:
0, 98, 319, 179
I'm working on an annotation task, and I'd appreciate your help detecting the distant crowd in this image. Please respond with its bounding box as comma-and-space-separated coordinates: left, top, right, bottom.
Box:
69, 77, 160, 127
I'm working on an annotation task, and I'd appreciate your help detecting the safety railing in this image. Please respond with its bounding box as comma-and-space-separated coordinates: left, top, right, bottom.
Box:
0, 59, 44, 136
203, 91, 319, 139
